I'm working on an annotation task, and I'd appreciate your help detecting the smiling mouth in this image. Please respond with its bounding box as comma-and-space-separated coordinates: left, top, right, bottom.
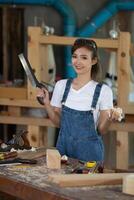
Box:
75, 66, 83, 70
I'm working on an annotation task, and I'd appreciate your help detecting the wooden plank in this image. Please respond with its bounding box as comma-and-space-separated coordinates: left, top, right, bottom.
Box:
0, 113, 134, 132
116, 132, 129, 170
0, 98, 43, 108
117, 32, 131, 112
28, 27, 48, 147
121, 105, 134, 114
109, 122, 134, 132
40, 45, 49, 83
0, 116, 54, 127
28, 27, 42, 100
48, 173, 130, 187
18, 147, 46, 159
39, 35, 119, 49
0, 87, 27, 99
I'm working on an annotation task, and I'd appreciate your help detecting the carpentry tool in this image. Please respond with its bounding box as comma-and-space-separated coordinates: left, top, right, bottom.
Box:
72, 160, 104, 174
18, 53, 53, 105
0, 152, 18, 160
85, 161, 96, 168
0, 130, 31, 152
0, 158, 37, 165
7, 130, 30, 148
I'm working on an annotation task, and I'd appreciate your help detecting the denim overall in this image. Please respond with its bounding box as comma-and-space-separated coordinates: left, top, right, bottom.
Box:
56, 79, 104, 162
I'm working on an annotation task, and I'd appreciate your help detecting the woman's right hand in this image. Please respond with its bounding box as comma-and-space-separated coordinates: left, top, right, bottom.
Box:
36, 88, 50, 106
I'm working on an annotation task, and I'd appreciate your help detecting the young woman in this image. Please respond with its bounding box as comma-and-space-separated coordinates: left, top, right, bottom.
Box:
37, 38, 122, 162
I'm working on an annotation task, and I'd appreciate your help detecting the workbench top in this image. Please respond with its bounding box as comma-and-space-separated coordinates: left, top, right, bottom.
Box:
0, 157, 133, 200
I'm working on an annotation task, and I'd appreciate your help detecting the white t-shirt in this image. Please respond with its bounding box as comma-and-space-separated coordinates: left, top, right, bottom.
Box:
50, 79, 113, 125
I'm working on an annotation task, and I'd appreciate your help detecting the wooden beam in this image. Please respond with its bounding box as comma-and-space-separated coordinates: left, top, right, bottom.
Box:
0, 113, 134, 132
39, 35, 119, 49
117, 32, 131, 112
109, 122, 134, 132
28, 27, 48, 147
0, 116, 54, 127
0, 87, 27, 99
0, 98, 43, 108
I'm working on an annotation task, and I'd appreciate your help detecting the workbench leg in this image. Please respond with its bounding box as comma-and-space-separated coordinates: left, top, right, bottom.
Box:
116, 131, 129, 170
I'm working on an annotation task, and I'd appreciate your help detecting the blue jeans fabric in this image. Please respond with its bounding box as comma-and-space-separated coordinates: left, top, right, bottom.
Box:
56, 79, 104, 162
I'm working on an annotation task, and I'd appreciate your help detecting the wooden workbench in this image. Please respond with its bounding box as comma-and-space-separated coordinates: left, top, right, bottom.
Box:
0, 157, 133, 200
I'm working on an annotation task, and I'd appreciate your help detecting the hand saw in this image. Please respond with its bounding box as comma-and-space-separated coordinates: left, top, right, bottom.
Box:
18, 53, 52, 105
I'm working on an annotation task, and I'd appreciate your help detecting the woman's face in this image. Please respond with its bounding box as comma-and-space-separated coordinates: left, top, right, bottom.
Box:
72, 47, 95, 75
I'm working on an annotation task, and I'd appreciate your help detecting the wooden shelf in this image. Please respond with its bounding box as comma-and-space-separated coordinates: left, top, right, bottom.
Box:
0, 87, 27, 99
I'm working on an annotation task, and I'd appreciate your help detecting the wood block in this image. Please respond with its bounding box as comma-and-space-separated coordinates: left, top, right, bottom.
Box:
123, 174, 134, 195
46, 149, 61, 169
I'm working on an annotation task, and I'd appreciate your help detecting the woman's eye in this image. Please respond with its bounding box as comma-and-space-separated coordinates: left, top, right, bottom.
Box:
72, 55, 77, 58
82, 56, 88, 60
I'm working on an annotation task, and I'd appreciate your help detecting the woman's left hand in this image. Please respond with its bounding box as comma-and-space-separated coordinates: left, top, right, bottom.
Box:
109, 107, 124, 122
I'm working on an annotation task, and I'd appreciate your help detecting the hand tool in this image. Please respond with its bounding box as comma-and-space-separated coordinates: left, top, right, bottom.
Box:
72, 160, 104, 174
0, 152, 18, 160
7, 130, 30, 148
18, 53, 53, 105
0, 158, 37, 165
0, 130, 31, 152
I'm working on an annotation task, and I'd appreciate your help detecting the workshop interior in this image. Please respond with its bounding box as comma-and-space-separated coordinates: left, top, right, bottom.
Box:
0, 0, 134, 199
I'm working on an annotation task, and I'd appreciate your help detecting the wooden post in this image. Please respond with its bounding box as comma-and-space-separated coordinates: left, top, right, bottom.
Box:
27, 27, 48, 147
117, 32, 132, 112
116, 131, 129, 170
116, 32, 130, 170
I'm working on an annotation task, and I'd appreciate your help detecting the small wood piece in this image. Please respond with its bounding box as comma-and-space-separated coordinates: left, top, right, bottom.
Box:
46, 149, 61, 169
48, 173, 130, 187
123, 174, 134, 195
18, 147, 46, 159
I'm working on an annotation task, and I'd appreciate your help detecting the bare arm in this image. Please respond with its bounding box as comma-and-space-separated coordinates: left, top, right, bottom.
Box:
45, 104, 61, 127
97, 110, 111, 135
37, 88, 61, 127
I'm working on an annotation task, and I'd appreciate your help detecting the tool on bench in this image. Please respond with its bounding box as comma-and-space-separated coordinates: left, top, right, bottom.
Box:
18, 53, 53, 105
0, 130, 31, 152
72, 160, 104, 174
0, 152, 18, 160
0, 158, 37, 165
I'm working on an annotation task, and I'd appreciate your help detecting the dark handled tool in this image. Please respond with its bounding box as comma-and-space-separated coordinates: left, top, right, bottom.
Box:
0, 152, 18, 160
72, 160, 104, 174
18, 53, 53, 105
0, 158, 37, 165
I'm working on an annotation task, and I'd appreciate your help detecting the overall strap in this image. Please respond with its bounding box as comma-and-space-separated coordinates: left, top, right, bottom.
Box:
91, 83, 103, 109
61, 78, 73, 104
